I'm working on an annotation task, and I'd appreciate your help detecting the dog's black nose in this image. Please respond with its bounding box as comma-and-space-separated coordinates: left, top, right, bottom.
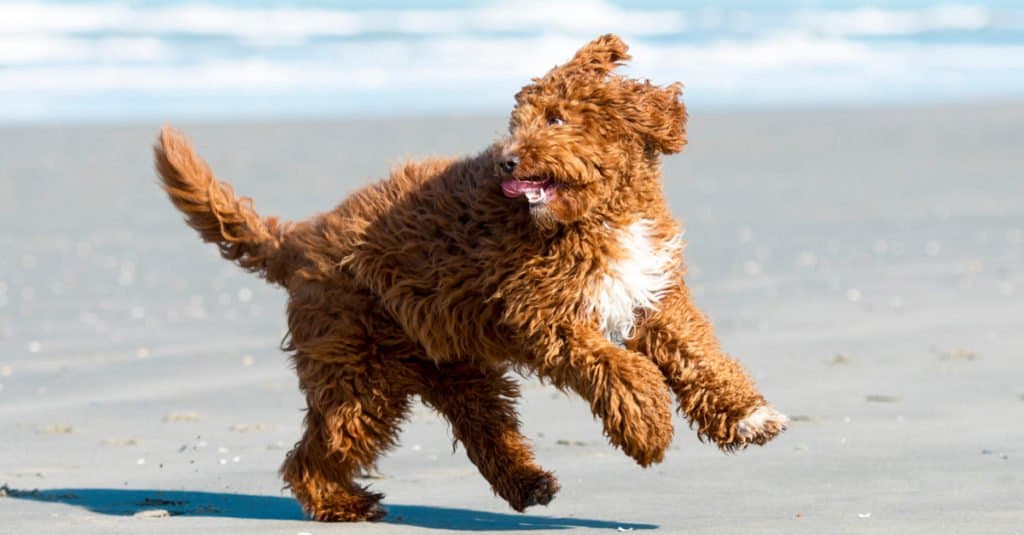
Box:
499, 156, 519, 174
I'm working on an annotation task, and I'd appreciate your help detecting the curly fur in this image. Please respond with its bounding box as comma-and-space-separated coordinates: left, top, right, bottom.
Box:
154, 34, 786, 522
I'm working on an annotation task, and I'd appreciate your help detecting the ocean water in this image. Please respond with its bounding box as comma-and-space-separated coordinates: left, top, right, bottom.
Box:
2, 0, 1024, 122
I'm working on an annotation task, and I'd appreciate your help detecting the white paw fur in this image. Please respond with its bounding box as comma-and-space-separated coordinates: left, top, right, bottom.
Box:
737, 405, 789, 441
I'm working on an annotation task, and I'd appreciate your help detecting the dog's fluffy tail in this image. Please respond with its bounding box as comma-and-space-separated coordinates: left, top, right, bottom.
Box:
155, 125, 290, 286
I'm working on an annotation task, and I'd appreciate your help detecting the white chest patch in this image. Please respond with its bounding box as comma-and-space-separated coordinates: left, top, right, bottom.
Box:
587, 219, 682, 345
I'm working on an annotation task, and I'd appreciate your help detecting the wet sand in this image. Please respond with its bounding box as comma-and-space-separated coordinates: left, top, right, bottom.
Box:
1, 102, 1022, 533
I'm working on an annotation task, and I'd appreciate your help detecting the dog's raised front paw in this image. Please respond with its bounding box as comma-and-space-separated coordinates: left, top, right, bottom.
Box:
600, 365, 675, 467
733, 405, 788, 448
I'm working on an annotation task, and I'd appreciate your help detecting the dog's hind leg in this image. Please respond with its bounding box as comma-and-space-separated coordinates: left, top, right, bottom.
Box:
630, 281, 787, 451
280, 352, 415, 521
414, 363, 559, 512
280, 280, 430, 521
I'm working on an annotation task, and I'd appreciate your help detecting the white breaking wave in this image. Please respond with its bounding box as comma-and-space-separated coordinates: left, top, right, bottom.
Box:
0, 36, 168, 64
0, 1, 686, 41
791, 4, 991, 36
1, 1, 1016, 42
2, 36, 1022, 93
0, 1, 1022, 121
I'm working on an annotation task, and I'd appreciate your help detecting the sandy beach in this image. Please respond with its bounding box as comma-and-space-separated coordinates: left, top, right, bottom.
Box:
1, 102, 1022, 534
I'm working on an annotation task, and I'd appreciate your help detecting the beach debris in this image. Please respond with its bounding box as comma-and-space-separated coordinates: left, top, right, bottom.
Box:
297, 531, 313, 535
858, 512, 872, 519
27, 341, 41, 353
789, 415, 813, 422
846, 288, 862, 302
940, 347, 979, 361
411, 444, 422, 452
229, 423, 270, 433
241, 354, 255, 366
793, 512, 805, 519
925, 240, 942, 256
796, 251, 817, 268
232, 456, 241, 463
865, 394, 902, 403
135, 347, 151, 359
136, 458, 146, 465
617, 527, 635, 532
828, 354, 852, 366
555, 439, 588, 447
218, 459, 227, 465
163, 411, 201, 423
793, 443, 809, 452
37, 424, 74, 435
238, 288, 253, 302
736, 226, 753, 243
981, 449, 993, 455
217, 447, 230, 454
133, 509, 170, 518
100, 438, 138, 447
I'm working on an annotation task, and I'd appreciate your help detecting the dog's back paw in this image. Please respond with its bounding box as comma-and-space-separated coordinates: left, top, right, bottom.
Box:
509, 471, 561, 512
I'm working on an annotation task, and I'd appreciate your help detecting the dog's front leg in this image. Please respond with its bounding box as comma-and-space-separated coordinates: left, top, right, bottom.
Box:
528, 327, 674, 466
630, 281, 787, 451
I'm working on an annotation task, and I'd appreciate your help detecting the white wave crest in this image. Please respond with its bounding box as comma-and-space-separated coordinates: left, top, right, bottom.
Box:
792, 4, 991, 36
0, 36, 168, 64
0, 0, 686, 41
2, 35, 1022, 94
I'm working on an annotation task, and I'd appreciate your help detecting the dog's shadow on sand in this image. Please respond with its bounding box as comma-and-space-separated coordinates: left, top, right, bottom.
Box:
2, 487, 657, 531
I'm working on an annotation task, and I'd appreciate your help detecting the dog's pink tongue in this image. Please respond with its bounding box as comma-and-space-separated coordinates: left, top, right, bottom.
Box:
501, 179, 543, 198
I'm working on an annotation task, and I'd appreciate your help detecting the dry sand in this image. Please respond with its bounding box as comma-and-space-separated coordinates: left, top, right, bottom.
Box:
1, 103, 1022, 534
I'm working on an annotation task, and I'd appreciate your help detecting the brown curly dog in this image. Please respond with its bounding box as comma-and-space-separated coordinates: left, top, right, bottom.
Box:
154, 34, 787, 522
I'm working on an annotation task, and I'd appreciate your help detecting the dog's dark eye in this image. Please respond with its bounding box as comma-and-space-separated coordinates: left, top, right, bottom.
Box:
547, 116, 565, 126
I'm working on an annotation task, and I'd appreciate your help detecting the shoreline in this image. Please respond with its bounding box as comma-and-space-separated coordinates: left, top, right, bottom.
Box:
2, 96, 1022, 130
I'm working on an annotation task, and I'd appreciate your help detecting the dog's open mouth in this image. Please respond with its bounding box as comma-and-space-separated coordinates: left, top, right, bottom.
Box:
501, 178, 558, 205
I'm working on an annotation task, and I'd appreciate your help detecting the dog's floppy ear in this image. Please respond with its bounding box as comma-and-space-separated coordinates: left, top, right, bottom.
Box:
629, 82, 688, 155
561, 33, 631, 77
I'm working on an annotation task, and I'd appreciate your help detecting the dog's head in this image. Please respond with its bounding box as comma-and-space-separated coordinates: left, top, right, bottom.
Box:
496, 34, 687, 227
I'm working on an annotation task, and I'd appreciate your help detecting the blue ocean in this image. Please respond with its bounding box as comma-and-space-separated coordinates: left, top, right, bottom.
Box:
2, 0, 1023, 122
